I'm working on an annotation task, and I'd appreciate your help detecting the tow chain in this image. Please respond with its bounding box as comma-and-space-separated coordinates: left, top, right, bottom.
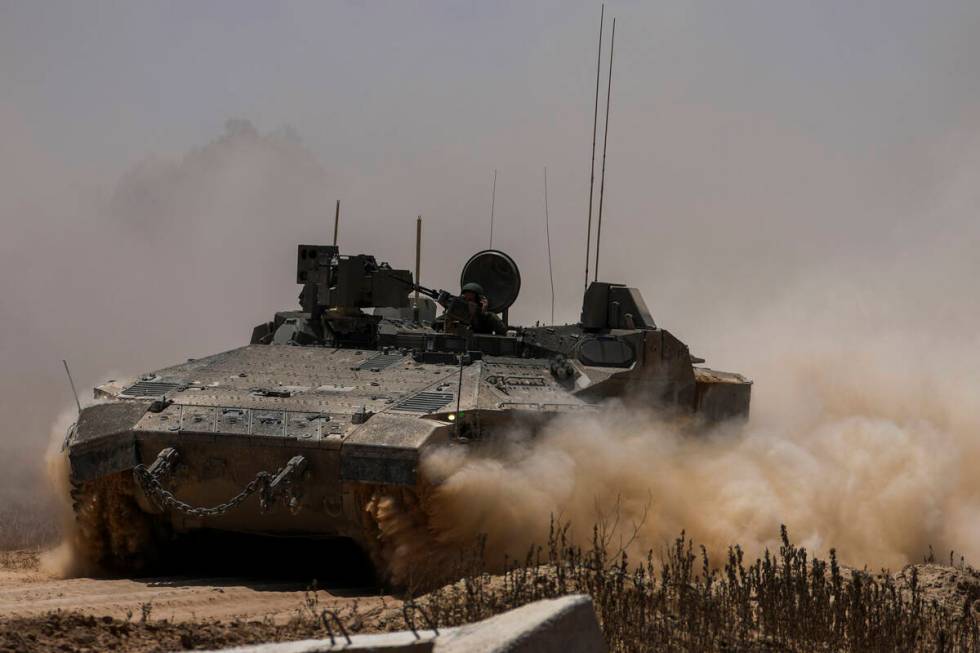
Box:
133, 451, 308, 518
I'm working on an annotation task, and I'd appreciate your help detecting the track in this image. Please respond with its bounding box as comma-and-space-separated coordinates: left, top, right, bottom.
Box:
0, 551, 393, 623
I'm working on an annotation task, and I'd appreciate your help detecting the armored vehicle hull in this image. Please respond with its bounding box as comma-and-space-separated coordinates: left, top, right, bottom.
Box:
64, 246, 750, 576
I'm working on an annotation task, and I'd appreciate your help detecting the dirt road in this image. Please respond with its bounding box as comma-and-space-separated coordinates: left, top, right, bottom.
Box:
0, 551, 395, 623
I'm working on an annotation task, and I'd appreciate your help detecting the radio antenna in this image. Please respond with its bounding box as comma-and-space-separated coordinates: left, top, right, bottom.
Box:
584, 4, 604, 290
332, 199, 340, 246
414, 215, 422, 323
488, 168, 498, 248
62, 359, 81, 414
594, 16, 616, 283
454, 352, 465, 437
544, 166, 555, 324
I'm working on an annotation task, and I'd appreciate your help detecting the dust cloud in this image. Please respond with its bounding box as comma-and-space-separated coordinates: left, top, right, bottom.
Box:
40, 407, 90, 578
370, 271, 980, 582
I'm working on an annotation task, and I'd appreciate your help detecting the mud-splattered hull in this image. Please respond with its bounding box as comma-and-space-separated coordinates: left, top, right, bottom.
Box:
66, 403, 452, 558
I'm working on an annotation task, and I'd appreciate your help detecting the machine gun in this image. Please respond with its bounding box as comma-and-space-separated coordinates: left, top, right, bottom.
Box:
296, 244, 473, 327
388, 277, 480, 327
390, 277, 450, 306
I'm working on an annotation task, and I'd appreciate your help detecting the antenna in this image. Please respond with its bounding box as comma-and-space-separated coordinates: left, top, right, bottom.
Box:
584, 4, 604, 290
594, 16, 616, 283
414, 215, 422, 323
488, 168, 497, 248
62, 359, 81, 413
332, 199, 340, 246
544, 166, 555, 324
454, 352, 465, 437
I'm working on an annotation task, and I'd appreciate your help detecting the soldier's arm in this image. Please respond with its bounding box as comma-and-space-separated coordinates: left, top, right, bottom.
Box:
489, 313, 508, 335
436, 290, 454, 309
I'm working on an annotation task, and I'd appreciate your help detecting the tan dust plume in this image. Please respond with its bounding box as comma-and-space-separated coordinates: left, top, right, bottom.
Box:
367, 288, 980, 585
40, 407, 89, 578
41, 401, 160, 578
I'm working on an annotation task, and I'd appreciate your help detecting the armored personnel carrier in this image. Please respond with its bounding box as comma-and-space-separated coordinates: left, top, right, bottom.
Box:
64, 244, 750, 575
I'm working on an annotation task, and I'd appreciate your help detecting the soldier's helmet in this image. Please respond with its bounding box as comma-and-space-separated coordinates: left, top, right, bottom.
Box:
461, 282, 485, 297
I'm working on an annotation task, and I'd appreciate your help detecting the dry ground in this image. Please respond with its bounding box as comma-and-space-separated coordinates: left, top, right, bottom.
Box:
0, 550, 405, 653
0, 613, 343, 653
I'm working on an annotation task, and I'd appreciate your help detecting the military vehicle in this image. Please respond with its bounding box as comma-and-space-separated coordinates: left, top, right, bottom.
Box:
63, 244, 750, 576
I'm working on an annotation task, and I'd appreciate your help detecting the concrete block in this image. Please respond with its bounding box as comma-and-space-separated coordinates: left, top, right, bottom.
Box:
439, 594, 606, 653
199, 594, 605, 653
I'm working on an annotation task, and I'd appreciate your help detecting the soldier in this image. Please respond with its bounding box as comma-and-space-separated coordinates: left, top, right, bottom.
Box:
438, 282, 508, 335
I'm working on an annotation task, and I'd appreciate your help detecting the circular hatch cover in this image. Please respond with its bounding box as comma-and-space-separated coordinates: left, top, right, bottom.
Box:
460, 250, 521, 313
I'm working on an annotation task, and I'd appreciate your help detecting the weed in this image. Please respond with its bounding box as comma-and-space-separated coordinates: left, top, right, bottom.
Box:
415, 525, 980, 652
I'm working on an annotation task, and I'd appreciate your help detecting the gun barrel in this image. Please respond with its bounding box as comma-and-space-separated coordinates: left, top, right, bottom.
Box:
387, 273, 441, 300
414, 284, 440, 300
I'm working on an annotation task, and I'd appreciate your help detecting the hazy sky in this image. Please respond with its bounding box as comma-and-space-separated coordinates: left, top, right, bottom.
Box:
2, 1, 980, 500
4, 1, 978, 299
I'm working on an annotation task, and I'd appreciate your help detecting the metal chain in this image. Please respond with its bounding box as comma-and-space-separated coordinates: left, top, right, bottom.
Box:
133, 464, 283, 518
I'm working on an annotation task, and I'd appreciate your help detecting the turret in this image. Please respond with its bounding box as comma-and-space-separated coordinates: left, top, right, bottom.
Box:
296, 245, 414, 312
250, 245, 417, 348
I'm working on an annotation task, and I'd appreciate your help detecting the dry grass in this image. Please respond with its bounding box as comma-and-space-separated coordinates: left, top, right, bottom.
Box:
411, 524, 980, 652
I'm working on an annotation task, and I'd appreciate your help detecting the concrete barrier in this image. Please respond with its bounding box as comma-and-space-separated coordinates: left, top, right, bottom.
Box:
200, 594, 606, 653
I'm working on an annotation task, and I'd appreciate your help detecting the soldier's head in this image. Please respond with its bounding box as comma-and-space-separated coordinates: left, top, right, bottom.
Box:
461, 282, 485, 304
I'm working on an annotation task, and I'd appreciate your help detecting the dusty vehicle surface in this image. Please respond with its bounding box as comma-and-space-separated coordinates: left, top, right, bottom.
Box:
64, 244, 750, 575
